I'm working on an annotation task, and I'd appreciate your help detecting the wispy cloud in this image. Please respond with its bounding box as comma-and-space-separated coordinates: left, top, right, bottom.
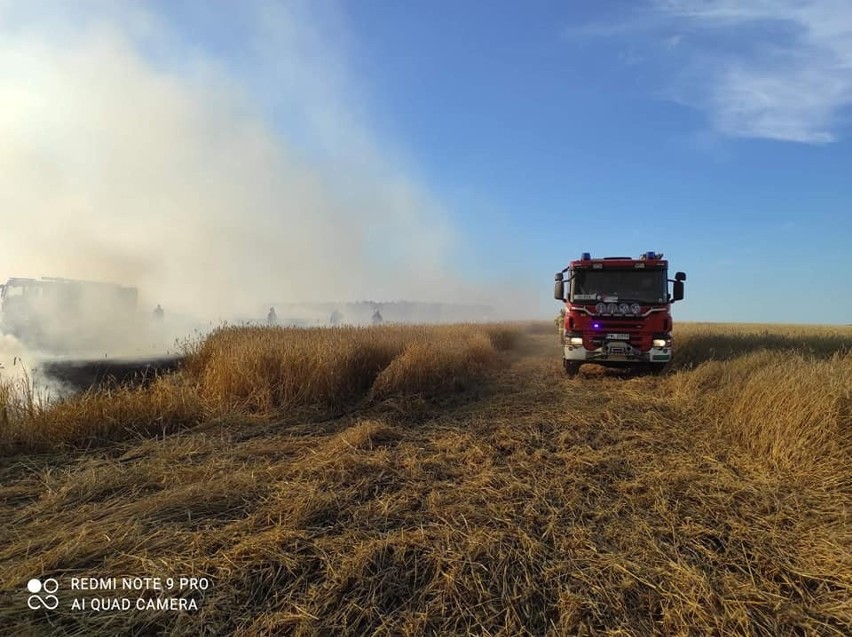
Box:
656, 0, 852, 143
578, 1, 852, 143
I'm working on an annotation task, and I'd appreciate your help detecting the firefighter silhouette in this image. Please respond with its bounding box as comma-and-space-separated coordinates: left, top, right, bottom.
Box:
153, 304, 164, 321
555, 306, 566, 334
372, 307, 383, 326
267, 307, 278, 326
329, 309, 342, 326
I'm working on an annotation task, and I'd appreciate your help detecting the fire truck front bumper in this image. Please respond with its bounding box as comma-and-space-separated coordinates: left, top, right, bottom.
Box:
563, 342, 672, 363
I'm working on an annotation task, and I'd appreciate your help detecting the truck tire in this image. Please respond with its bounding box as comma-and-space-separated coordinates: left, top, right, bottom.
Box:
648, 363, 667, 376
563, 360, 581, 377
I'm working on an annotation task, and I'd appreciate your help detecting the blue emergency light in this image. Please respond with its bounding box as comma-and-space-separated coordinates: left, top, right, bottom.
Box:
581, 252, 591, 261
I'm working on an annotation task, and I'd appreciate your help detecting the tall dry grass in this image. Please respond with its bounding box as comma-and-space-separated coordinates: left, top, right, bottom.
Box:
1, 322, 849, 636
372, 331, 498, 398
184, 325, 404, 412
184, 324, 516, 411
0, 376, 206, 453
666, 322, 852, 480
671, 322, 851, 369
0, 323, 518, 453
667, 349, 851, 477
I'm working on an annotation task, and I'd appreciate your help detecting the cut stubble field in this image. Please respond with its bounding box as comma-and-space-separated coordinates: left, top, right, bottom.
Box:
0, 322, 850, 636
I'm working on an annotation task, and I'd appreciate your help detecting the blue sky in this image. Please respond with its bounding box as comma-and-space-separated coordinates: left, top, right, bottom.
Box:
2, 1, 851, 323
348, 0, 852, 325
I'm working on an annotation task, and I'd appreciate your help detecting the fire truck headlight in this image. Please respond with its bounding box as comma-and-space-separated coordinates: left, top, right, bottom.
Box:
569, 337, 583, 345
630, 303, 641, 315
653, 338, 667, 348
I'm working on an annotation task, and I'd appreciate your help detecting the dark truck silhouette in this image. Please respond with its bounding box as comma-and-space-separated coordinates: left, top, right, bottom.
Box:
0, 277, 138, 352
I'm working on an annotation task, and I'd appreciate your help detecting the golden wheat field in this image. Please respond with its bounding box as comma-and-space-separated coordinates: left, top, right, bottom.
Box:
0, 322, 850, 636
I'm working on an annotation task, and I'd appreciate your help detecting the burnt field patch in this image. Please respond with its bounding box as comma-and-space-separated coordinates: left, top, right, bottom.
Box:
41, 356, 184, 393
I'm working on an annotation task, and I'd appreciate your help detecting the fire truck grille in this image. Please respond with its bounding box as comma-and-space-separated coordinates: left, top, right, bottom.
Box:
591, 320, 646, 347
595, 320, 644, 331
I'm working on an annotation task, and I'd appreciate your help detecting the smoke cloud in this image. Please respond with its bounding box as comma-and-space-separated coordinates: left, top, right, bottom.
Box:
0, 0, 482, 330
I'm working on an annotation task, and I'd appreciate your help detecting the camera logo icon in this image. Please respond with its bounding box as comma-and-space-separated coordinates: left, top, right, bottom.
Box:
27, 578, 59, 610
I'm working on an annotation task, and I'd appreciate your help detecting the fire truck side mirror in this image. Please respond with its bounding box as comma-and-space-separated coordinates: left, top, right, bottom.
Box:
675, 272, 686, 281
553, 273, 565, 301
672, 280, 685, 302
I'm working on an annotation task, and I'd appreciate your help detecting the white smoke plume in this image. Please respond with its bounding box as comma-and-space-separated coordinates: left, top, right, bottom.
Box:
0, 0, 497, 341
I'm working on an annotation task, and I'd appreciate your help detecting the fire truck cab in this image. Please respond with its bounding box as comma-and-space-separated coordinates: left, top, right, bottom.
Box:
553, 252, 686, 377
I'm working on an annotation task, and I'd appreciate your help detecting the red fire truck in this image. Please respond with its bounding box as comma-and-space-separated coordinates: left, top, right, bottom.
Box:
553, 252, 686, 376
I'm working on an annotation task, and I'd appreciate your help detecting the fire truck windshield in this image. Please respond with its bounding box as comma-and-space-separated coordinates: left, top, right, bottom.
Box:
571, 269, 666, 304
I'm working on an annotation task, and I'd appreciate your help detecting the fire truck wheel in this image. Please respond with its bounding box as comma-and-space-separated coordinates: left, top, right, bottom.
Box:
648, 363, 667, 376
563, 360, 581, 377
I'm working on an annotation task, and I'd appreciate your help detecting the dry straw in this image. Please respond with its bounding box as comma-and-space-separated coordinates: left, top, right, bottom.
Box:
1, 321, 849, 635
